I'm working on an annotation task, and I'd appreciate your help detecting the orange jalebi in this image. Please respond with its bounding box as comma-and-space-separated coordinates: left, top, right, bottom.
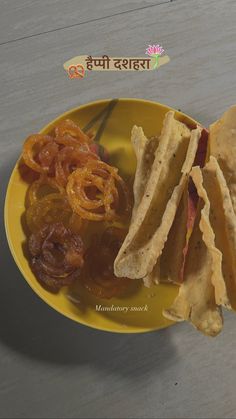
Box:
54, 134, 90, 150
18, 160, 40, 184
27, 175, 64, 206
37, 141, 59, 175
81, 227, 132, 299
21, 118, 131, 296
22, 134, 58, 174
26, 193, 84, 233
54, 119, 91, 144
22, 120, 102, 189
55, 146, 99, 187
66, 160, 130, 221
29, 222, 84, 291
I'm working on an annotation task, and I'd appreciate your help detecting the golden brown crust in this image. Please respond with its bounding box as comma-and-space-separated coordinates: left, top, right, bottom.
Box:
114, 111, 201, 279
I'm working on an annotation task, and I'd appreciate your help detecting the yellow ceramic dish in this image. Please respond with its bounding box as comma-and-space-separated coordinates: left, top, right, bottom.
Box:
4, 98, 200, 333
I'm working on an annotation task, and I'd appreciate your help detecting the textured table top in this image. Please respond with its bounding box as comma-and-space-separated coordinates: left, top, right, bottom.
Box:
1, 1, 236, 418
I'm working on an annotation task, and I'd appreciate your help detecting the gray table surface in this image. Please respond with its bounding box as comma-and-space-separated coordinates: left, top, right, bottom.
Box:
1, 1, 236, 418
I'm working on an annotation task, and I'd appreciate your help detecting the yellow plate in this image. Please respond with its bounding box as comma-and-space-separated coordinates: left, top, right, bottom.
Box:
4, 98, 200, 333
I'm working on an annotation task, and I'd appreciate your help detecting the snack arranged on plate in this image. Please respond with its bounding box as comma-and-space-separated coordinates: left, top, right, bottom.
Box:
114, 105, 236, 337
80, 227, 132, 299
20, 118, 132, 297
19, 104, 236, 337
114, 111, 202, 281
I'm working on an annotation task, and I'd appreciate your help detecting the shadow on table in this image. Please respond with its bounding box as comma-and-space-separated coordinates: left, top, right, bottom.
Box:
0, 154, 178, 379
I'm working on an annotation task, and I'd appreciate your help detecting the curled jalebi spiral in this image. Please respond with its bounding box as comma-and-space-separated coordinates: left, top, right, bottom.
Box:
21, 118, 131, 297
22, 120, 102, 187
66, 160, 130, 221
54, 119, 91, 144
55, 145, 99, 187
80, 227, 132, 299
27, 175, 64, 206
29, 222, 84, 291
19, 160, 40, 184
26, 193, 84, 233
22, 134, 58, 174
54, 134, 91, 151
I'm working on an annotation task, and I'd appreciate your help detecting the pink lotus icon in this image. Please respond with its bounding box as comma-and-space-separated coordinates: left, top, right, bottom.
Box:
145, 44, 165, 69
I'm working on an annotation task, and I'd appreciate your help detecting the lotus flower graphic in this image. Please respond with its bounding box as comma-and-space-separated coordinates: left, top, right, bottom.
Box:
145, 44, 165, 69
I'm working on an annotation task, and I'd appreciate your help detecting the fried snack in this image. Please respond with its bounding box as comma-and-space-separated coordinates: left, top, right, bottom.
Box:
131, 127, 188, 286
22, 134, 58, 174
130, 127, 161, 286
26, 193, 83, 233
66, 160, 129, 221
81, 228, 131, 299
18, 161, 40, 183
55, 145, 99, 187
131, 128, 188, 287
29, 222, 84, 291
114, 111, 201, 279
22, 120, 96, 180
192, 157, 236, 308
131, 126, 160, 218
148, 186, 188, 285
163, 203, 223, 337
27, 175, 64, 205
145, 129, 209, 286
163, 156, 236, 336
54, 119, 91, 144
55, 134, 91, 150
209, 105, 236, 213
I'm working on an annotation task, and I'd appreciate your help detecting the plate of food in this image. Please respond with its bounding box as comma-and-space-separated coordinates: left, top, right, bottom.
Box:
5, 98, 236, 336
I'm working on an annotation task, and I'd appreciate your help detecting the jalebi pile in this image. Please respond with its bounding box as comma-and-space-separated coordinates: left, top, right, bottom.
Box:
28, 222, 84, 291
20, 119, 131, 295
80, 227, 132, 298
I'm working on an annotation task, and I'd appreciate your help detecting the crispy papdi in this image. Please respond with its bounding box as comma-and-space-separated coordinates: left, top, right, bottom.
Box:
144, 186, 188, 286
163, 156, 236, 336
209, 105, 236, 213
163, 202, 223, 337
131, 126, 161, 287
131, 126, 159, 218
191, 160, 231, 309
114, 111, 201, 279
195, 157, 236, 308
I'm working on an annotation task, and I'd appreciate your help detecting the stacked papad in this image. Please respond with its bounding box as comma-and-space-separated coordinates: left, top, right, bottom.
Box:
115, 106, 236, 336
114, 111, 202, 281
